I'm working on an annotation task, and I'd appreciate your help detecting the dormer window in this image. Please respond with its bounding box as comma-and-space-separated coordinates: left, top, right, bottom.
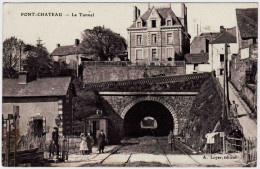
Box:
167, 20, 172, 26
137, 22, 141, 27
151, 20, 156, 28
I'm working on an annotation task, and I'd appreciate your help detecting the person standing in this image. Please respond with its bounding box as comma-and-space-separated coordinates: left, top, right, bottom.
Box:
230, 101, 239, 118
97, 130, 106, 154
229, 126, 243, 151
168, 130, 175, 151
79, 133, 88, 155
48, 140, 55, 159
61, 136, 68, 161
86, 132, 94, 154
205, 130, 219, 154
52, 127, 59, 159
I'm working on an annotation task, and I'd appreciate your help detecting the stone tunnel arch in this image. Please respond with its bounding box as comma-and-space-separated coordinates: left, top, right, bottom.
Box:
121, 96, 179, 136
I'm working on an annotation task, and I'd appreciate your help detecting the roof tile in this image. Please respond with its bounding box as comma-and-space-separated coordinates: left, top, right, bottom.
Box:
185, 53, 209, 64
3, 77, 72, 97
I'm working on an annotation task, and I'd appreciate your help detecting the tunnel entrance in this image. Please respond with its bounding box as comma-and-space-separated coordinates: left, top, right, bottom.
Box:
123, 101, 174, 137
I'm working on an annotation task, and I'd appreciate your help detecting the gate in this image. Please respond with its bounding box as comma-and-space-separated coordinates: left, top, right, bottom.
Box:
225, 136, 257, 164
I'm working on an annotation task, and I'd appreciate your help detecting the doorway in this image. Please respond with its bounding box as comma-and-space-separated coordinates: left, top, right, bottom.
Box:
92, 121, 97, 143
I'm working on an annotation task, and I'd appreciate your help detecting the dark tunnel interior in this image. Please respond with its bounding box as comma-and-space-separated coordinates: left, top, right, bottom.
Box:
123, 101, 174, 137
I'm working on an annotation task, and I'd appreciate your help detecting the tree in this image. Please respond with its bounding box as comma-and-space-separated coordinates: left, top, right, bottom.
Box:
3, 37, 25, 78
81, 26, 127, 61
23, 43, 53, 80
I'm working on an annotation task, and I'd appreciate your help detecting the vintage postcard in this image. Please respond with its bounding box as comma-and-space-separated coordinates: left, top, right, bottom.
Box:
2, 1, 258, 167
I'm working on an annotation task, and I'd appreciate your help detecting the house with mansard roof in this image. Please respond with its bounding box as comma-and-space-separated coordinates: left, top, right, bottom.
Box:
127, 3, 190, 65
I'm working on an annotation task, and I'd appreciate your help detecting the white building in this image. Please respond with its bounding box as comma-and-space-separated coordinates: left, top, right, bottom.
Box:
185, 52, 211, 74
208, 30, 238, 76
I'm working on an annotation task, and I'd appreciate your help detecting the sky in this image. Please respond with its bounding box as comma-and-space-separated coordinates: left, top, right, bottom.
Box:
3, 2, 258, 53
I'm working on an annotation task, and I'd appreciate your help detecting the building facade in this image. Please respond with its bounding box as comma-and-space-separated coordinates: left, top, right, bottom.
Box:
127, 4, 190, 64
230, 8, 258, 111
51, 39, 92, 69
185, 53, 211, 74
208, 27, 238, 76
2, 72, 75, 142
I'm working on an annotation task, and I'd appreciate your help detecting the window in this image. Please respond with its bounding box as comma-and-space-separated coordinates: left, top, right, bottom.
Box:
152, 49, 157, 61
167, 20, 171, 26
220, 69, 224, 75
59, 56, 66, 62
137, 35, 142, 45
194, 64, 199, 71
152, 34, 157, 44
220, 54, 224, 62
152, 20, 156, 28
137, 22, 141, 27
167, 33, 173, 44
206, 40, 209, 53
136, 49, 142, 60
167, 48, 173, 58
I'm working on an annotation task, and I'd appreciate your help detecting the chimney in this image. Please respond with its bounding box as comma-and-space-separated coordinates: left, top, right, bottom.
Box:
185, 6, 188, 31
18, 71, 28, 84
75, 39, 80, 46
57, 44, 60, 48
137, 9, 140, 18
133, 6, 137, 22
220, 26, 225, 33
181, 3, 187, 32
148, 3, 150, 9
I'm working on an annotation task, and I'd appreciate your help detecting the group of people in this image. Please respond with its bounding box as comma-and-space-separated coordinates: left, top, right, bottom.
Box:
49, 127, 107, 161
49, 127, 69, 161
79, 130, 107, 154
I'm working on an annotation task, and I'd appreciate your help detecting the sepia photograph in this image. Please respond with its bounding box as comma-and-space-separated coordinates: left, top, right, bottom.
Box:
2, 1, 258, 167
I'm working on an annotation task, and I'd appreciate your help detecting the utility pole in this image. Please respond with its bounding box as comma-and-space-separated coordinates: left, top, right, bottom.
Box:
19, 42, 22, 72
223, 43, 230, 119
210, 33, 214, 71
76, 54, 79, 78
197, 24, 199, 36
13, 106, 19, 167
225, 44, 230, 113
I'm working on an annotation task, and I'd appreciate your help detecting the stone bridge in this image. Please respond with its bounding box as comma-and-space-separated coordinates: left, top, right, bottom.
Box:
84, 72, 223, 143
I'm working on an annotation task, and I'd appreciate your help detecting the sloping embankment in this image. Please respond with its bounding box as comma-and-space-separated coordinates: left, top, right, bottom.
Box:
183, 73, 232, 152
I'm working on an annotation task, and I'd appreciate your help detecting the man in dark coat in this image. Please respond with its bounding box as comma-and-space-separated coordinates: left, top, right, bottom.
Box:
97, 130, 106, 154
168, 130, 175, 151
229, 126, 243, 151
52, 127, 59, 158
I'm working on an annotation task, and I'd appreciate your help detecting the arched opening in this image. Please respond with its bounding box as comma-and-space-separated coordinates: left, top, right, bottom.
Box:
123, 101, 174, 137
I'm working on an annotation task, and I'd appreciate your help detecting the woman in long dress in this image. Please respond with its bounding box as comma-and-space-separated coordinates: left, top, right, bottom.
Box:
79, 133, 88, 155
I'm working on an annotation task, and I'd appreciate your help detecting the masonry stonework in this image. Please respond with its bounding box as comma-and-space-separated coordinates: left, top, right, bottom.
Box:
100, 95, 195, 142
83, 64, 185, 84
